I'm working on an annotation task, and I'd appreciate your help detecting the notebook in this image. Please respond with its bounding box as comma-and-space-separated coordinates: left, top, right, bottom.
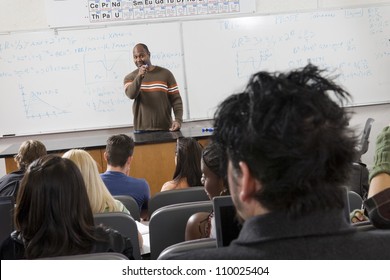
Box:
212, 195, 242, 247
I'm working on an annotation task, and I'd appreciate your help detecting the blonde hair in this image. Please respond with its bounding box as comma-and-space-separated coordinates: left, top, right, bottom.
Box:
62, 149, 123, 213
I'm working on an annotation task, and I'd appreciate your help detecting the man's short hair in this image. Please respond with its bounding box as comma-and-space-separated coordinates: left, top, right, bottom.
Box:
15, 140, 47, 171
134, 43, 150, 55
105, 134, 135, 167
213, 64, 358, 217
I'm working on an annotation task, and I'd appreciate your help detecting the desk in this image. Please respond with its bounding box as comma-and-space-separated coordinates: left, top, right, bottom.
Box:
0, 124, 212, 196
136, 221, 150, 256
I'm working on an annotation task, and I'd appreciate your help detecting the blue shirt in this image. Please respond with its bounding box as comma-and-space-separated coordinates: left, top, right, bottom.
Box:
100, 171, 150, 211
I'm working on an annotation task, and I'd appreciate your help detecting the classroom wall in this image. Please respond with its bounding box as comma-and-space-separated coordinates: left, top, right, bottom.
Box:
0, 0, 389, 176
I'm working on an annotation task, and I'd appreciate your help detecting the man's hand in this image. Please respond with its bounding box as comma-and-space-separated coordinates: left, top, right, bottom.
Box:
350, 209, 369, 223
169, 121, 181, 131
138, 64, 148, 78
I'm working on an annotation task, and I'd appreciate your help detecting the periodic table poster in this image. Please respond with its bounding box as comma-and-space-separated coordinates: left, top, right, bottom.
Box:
45, 0, 256, 28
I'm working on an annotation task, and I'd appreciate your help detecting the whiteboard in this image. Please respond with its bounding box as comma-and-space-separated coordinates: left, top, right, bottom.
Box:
183, 6, 390, 120
1, 5, 390, 137
0, 22, 185, 136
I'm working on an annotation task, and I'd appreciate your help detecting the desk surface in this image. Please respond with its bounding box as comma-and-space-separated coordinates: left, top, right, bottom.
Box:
0, 123, 213, 157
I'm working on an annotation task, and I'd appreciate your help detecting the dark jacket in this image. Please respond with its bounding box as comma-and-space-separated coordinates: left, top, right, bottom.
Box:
0, 226, 134, 260
163, 209, 390, 259
0, 170, 24, 199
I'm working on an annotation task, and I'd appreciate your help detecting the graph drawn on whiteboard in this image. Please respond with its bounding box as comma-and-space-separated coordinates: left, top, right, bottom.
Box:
20, 83, 71, 119
236, 48, 273, 78
83, 51, 130, 84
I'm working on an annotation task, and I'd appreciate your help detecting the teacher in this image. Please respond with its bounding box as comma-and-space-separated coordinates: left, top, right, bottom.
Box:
124, 43, 183, 132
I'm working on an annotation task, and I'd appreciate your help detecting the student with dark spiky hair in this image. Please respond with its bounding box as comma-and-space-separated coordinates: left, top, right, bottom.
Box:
163, 64, 390, 260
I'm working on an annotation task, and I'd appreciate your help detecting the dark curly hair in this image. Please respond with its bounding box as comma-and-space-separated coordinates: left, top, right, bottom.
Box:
213, 64, 358, 217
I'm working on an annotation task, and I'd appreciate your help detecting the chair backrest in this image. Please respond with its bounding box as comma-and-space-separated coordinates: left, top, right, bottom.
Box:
149, 200, 213, 260
40, 252, 129, 260
0, 196, 14, 244
158, 238, 216, 260
346, 118, 374, 200
148, 186, 208, 218
93, 212, 141, 260
347, 162, 369, 200
347, 190, 363, 213
113, 195, 141, 221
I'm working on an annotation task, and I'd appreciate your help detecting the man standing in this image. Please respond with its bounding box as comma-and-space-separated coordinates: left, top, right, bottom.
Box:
124, 43, 183, 132
162, 64, 390, 259
101, 134, 150, 220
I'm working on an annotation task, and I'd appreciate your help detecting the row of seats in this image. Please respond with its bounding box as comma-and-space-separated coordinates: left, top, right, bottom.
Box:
0, 188, 366, 259
149, 200, 212, 259
0, 187, 210, 259
114, 186, 209, 222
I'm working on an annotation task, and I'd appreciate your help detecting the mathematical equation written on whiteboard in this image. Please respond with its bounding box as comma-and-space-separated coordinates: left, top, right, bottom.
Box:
87, 0, 254, 22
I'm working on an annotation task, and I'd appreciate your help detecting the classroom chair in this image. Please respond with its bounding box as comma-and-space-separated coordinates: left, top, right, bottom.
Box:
148, 200, 213, 260
345, 118, 374, 200
158, 238, 216, 260
39, 252, 129, 260
148, 186, 208, 218
347, 191, 364, 213
93, 212, 141, 260
113, 195, 141, 222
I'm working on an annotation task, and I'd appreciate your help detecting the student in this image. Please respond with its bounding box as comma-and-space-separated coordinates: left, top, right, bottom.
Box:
363, 125, 390, 228
62, 149, 143, 249
161, 137, 203, 192
62, 149, 130, 214
101, 134, 150, 220
0, 155, 134, 259
124, 43, 183, 132
0, 140, 47, 199
185, 141, 229, 240
163, 64, 390, 259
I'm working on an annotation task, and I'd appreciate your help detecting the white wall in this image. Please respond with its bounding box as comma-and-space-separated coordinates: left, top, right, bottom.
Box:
0, 0, 389, 176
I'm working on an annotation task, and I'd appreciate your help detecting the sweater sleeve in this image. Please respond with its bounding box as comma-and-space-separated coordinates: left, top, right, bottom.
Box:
124, 72, 143, 100
170, 93, 183, 124
369, 126, 390, 182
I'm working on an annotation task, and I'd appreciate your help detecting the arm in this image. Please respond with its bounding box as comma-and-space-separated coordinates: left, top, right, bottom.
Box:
124, 71, 144, 100
169, 92, 183, 131
369, 173, 390, 198
185, 212, 211, 241
140, 208, 148, 221
141, 181, 151, 221
165, 70, 183, 131
137, 231, 144, 251
367, 125, 390, 198
363, 125, 390, 228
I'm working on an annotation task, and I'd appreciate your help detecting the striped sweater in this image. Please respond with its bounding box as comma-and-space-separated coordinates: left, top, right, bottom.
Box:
124, 66, 183, 131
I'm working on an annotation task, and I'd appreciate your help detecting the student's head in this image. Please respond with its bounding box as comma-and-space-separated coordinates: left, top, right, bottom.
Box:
201, 141, 229, 199
14, 140, 47, 171
133, 43, 151, 68
213, 64, 357, 220
105, 134, 135, 167
15, 154, 96, 259
173, 137, 203, 187
62, 149, 120, 213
